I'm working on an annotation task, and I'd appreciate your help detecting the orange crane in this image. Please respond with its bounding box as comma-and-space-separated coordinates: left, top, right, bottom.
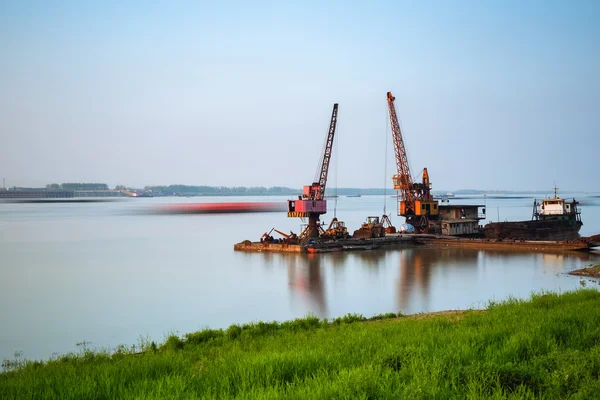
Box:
287, 103, 338, 238
387, 92, 439, 232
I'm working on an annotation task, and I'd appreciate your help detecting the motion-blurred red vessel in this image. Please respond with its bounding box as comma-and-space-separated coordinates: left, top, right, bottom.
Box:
154, 201, 287, 214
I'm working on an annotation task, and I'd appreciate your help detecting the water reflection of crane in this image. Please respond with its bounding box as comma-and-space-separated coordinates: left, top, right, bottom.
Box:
352, 249, 387, 267
287, 251, 389, 317
287, 254, 327, 317
397, 248, 479, 313
398, 249, 432, 312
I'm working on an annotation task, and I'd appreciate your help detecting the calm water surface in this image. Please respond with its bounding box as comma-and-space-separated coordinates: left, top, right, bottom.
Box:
1, 194, 599, 362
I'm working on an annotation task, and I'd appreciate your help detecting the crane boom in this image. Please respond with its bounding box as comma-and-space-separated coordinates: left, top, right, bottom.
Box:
387, 92, 416, 210
315, 103, 338, 200
386, 91, 438, 232
287, 103, 339, 239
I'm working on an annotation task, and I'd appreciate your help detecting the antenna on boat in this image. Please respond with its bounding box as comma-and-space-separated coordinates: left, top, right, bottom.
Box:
553, 182, 558, 199
484, 193, 487, 220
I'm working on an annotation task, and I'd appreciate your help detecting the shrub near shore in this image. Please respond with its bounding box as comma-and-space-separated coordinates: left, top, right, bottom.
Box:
2, 290, 600, 399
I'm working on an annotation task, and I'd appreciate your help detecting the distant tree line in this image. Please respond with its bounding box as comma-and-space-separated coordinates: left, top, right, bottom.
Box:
144, 185, 300, 196
46, 183, 109, 191
141, 185, 402, 196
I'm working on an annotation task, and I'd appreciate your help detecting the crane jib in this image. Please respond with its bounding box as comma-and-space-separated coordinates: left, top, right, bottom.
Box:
387, 91, 438, 231
287, 103, 338, 238
316, 103, 338, 200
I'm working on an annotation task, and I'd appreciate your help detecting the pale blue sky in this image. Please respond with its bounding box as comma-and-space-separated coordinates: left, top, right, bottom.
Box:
1, 1, 598, 191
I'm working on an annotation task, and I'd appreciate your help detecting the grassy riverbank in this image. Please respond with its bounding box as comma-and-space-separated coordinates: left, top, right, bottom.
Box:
3, 290, 600, 399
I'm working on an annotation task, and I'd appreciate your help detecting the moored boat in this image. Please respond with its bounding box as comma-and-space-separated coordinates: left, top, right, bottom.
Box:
483, 187, 582, 241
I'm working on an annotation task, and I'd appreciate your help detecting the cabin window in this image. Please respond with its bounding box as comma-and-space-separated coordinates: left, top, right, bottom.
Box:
434, 204, 438, 209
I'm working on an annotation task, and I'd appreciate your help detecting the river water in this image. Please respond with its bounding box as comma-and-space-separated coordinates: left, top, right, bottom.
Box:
1, 193, 599, 362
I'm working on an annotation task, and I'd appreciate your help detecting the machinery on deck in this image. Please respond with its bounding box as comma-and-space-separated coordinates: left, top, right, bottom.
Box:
322, 218, 350, 240
386, 92, 439, 233
261, 228, 299, 244
272, 228, 299, 244
381, 214, 396, 234
287, 103, 340, 239
353, 216, 386, 239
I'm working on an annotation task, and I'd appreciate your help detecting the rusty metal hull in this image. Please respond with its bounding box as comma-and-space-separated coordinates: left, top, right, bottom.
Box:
483, 219, 583, 241
234, 235, 416, 253
233, 242, 303, 253
234, 233, 599, 254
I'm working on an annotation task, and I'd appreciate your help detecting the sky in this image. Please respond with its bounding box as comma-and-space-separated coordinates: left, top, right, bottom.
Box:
1, 1, 598, 192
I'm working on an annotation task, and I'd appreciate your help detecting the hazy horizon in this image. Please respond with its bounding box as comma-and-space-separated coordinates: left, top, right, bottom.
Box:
1, 1, 598, 192
3, 182, 599, 195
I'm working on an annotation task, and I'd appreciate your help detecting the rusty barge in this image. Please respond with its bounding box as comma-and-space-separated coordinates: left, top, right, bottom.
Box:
234, 234, 416, 254
233, 94, 600, 255
234, 233, 600, 254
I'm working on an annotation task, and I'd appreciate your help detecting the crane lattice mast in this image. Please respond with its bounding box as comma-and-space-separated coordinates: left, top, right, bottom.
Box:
386, 91, 438, 232
315, 104, 338, 200
287, 103, 339, 238
387, 92, 416, 214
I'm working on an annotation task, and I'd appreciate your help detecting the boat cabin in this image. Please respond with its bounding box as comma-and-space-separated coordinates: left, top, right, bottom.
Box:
438, 204, 486, 236
535, 197, 581, 222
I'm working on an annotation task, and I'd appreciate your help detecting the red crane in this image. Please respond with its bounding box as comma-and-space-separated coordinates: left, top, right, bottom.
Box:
287, 103, 338, 238
387, 92, 438, 232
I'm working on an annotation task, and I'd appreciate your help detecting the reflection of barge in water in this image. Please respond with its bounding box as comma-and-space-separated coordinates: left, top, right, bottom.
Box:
414, 236, 598, 252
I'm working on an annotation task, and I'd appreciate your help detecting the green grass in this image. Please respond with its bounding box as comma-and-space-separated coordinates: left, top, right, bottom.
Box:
3, 290, 600, 399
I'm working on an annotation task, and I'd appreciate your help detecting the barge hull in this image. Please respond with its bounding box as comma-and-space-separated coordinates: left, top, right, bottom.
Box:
483, 220, 582, 241
234, 241, 303, 253
234, 235, 416, 253
234, 234, 599, 254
